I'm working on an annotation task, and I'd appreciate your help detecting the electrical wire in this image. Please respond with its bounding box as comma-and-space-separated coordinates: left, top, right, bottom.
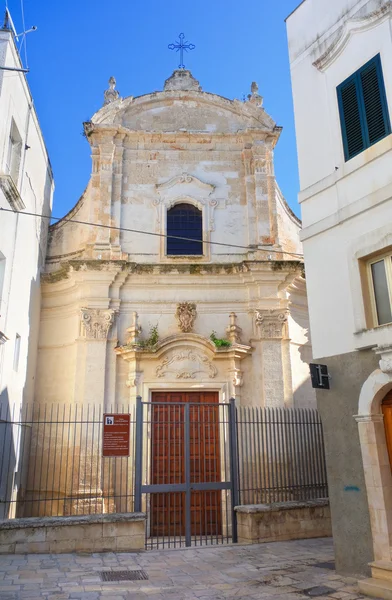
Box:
0, 206, 304, 259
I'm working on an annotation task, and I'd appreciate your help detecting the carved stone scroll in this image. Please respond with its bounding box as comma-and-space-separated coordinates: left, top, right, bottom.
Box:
156, 349, 217, 379
375, 344, 392, 374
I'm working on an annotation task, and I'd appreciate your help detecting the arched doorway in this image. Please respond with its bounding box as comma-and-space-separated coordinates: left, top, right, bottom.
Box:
356, 368, 392, 561
382, 389, 392, 471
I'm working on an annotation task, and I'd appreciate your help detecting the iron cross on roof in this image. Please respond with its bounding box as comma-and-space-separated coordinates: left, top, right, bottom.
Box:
168, 33, 195, 70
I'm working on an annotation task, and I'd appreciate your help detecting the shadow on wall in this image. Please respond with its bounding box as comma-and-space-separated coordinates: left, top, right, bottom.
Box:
0, 387, 16, 519
0, 276, 41, 520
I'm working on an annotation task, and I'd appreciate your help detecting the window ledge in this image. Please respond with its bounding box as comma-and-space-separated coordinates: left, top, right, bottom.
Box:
354, 322, 392, 351
166, 255, 205, 259
0, 173, 25, 211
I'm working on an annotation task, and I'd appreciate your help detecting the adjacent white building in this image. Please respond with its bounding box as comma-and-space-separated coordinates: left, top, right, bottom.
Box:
287, 0, 392, 586
0, 18, 53, 516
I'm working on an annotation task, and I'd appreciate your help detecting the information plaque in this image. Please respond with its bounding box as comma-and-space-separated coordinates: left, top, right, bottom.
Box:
102, 413, 130, 457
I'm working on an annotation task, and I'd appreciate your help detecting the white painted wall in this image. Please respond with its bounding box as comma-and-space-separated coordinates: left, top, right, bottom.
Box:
0, 29, 53, 412
286, 0, 392, 359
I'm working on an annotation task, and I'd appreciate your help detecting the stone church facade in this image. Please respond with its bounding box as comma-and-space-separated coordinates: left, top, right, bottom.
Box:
35, 69, 315, 413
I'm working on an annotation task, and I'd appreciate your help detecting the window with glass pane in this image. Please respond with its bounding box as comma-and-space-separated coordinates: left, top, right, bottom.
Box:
370, 258, 392, 325
166, 203, 203, 255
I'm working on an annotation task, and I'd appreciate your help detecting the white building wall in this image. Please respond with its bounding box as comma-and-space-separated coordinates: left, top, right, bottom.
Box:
286, 0, 392, 359
0, 28, 53, 412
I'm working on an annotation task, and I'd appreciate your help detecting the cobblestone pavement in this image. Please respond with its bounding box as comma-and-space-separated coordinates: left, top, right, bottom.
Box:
0, 538, 368, 600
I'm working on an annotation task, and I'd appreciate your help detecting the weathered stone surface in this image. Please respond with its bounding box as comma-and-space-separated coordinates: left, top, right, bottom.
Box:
0, 513, 146, 554
235, 500, 332, 544
0, 538, 369, 599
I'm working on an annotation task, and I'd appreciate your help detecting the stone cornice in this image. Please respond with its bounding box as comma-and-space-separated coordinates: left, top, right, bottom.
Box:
313, 3, 392, 72
115, 332, 253, 362
84, 123, 281, 148
42, 259, 304, 285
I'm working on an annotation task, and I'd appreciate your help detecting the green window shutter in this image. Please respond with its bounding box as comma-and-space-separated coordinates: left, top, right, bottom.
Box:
337, 54, 391, 161
360, 56, 391, 146
338, 76, 365, 160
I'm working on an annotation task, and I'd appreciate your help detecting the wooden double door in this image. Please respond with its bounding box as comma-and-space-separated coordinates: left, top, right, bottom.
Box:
150, 391, 222, 538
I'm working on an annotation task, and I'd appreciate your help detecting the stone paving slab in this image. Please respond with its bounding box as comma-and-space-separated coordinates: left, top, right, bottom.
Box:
0, 538, 367, 599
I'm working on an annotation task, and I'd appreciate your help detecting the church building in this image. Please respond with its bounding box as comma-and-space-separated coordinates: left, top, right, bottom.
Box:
36, 68, 314, 415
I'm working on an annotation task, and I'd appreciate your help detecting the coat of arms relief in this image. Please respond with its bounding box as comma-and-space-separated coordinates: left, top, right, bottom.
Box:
176, 302, 197, 333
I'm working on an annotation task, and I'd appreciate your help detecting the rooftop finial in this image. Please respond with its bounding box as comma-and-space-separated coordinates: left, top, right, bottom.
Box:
248, 81, 263, 107
103, 76, 119, 106
168, 33, 195, 70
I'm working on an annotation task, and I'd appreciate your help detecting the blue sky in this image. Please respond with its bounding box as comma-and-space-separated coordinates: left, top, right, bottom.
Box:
9, 0, 301, 218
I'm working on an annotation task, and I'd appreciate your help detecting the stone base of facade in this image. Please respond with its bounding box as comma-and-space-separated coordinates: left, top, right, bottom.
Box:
235, 499, 331, 543
359, 562, 392, 600
315, 349, 379, 575
0, 512, 146, 554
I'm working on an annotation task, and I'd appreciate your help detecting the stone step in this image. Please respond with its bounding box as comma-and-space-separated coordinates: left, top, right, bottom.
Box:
359, 577, 392, 600
370, 562, 392, 582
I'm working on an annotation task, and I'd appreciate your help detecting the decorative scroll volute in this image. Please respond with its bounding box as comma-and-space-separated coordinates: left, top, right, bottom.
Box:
155, 349, 217, 380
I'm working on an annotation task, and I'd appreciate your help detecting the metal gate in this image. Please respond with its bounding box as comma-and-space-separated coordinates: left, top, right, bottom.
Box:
134, 395, 239, 549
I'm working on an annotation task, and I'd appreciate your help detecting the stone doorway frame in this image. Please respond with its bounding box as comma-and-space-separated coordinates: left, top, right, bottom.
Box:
355, 344, 392, 561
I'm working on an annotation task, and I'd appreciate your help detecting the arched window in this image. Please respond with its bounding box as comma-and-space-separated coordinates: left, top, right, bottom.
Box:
166, 203, 203, 255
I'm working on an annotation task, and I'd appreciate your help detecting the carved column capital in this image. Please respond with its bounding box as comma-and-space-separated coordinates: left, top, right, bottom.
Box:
81, 308, 116, 340
255, 309, 288, 339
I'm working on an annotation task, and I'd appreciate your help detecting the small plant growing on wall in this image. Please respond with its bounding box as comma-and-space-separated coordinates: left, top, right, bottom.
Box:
210, 331, 231, 348
137, 324, 159, 349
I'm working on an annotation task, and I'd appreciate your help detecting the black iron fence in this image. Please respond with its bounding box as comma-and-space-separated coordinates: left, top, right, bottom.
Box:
237, 407, 328, 505
0, 402, 136, 520
0, 400, 328, 528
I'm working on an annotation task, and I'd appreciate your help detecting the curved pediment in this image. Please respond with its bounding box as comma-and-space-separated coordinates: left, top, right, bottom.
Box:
313, 4, 391, 71
156, 173, 215, 201
91, 90, 276, 134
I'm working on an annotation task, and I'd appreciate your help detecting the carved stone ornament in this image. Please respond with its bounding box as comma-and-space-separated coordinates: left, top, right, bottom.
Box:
226, 312, 242, 344
156, 349, 217, 379
103, 76, 119, 106
156, 172, 215, 196
255, 309, 288, 339
81, 308, 116, 340
247, 81, 263, 107
176, 302, 197, 333
163, 69, 202, 92
375, 344, 392, 374
126, 311, 142, 344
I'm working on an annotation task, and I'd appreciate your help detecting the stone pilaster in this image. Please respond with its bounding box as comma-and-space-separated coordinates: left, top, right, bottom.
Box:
266, 148, 278, 246
253, 146, 274, 245
255, 309, 288, 407
242, 148, 257, 248
70, 308, 116, 514
110, 133, 125, 256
